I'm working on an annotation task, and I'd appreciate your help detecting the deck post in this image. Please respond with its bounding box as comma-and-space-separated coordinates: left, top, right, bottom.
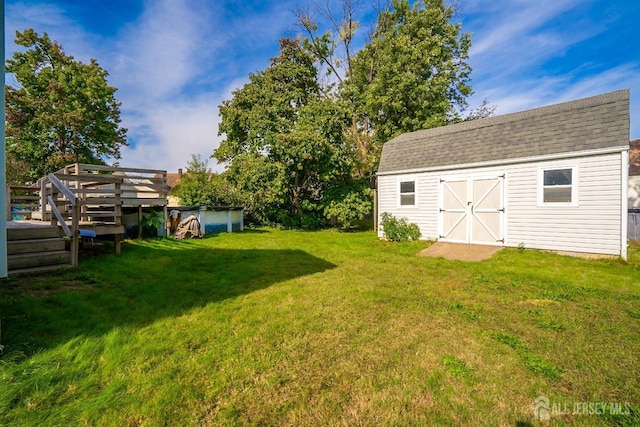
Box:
71, 203, 80, 267
162, 171, 168, 237
5, 185, 10, 220
50, 188, 58, 227
40, 179, 47, 221
163, 205, 168, 237
115, 181, 122, 254
115, 234, 122, 255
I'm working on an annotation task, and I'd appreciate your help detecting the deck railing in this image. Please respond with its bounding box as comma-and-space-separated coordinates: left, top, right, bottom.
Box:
8, 163, 168, 220
6, 184, 40, 220
49, 171, 124, 225
62, 163, 167, 207
47, 173, 80, 266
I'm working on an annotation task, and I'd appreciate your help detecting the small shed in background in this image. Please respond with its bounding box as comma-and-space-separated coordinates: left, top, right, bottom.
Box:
168, 206, 244, 236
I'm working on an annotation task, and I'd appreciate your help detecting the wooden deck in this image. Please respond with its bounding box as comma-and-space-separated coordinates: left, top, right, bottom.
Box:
7, 219, 58, 230
6, 163, 167, 274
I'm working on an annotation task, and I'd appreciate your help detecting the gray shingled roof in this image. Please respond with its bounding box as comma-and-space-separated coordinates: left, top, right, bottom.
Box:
378, 90, 630, 174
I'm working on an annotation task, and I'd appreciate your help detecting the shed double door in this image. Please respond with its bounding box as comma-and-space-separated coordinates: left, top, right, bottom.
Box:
439, 174, 505, 245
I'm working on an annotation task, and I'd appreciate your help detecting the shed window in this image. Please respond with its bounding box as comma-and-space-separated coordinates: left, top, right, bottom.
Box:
541, 168, 575, 204
400, 180, 416, 206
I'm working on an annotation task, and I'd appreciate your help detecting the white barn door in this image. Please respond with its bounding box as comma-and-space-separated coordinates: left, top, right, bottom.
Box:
439, 174, 505, 245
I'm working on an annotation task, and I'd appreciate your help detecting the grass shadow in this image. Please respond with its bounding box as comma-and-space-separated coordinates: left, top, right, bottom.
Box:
0, 239, 336, 359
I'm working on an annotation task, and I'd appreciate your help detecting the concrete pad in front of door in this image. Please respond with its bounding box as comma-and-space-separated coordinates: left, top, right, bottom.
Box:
418, 242, 503, 262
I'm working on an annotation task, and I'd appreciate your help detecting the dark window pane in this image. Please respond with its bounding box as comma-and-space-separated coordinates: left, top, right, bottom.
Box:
400, 181, 415, 194
544, 187, 572, 203
544, 169, 572, 186
400, 194, 415, 206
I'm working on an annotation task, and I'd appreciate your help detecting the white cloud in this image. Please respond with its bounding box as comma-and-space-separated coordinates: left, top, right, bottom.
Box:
107, 0, 222, 172
110, 0, 309, 172
469, 0, 582, 57
119, 93, 223, 173
465, 0, 606, 86
553, 64, 640, 103
111, 0, 220, 104
110, 0, 300, 173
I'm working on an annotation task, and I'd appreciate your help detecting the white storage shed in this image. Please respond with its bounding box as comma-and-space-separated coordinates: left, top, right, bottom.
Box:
377, 90, 630, 259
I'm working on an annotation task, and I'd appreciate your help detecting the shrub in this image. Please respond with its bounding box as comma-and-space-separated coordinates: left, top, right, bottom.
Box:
323, 186, 373, 230
380, 212, 421, 242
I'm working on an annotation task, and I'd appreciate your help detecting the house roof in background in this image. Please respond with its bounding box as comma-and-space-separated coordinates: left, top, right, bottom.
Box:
166, 172, 182, 188
378, 90, 630, 174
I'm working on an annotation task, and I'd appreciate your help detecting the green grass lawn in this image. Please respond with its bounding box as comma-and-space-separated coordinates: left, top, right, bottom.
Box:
1, 230, 639, 426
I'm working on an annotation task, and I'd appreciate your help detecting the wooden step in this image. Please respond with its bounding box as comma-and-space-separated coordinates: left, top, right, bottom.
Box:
7, 238, 66, 255
7, 225, 61, 240
8, 251, 71, 270
9, 263, 74, 276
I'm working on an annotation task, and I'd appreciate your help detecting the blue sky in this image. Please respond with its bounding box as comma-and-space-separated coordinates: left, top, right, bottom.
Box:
4, 0, 639, 173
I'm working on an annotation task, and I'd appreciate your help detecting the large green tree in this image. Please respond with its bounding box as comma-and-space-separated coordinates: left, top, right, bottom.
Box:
215, 39, 365, 228
5, 29, 127, 182
348, 0, 472, 144
299, 0, 475, 177
171, 154, 241, 207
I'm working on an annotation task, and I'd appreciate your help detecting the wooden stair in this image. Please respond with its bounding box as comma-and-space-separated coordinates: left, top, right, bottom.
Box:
7, 222, 72, 275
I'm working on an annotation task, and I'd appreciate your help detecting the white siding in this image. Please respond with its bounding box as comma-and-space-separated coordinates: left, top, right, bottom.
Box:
378, 174, 440, 240
378, 153, 624, 256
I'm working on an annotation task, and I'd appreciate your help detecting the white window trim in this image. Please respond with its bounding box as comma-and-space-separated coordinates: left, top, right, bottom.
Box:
537, 165, 579, 207
397, 176, 419, 208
